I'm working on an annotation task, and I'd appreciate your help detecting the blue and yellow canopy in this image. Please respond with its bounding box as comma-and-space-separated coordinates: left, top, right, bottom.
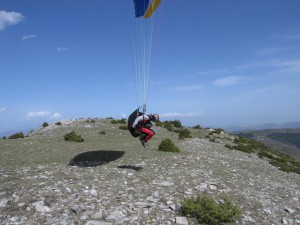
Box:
133, 0, 161, 18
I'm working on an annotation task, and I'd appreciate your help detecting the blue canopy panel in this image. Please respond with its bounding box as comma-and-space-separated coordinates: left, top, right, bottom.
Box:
133, 0, 161, 18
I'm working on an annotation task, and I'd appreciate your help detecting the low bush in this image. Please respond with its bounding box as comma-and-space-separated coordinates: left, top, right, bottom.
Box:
86, 119, 96, 123
209, 128, 224, 135
55, 121, 62, 126
111, 119, 126, 124
42, 122, 49, 127
193, 124, 202, 129
99, 131, 106, 135
63, 131, 84, 142
158, 138, 180, 152
178, 129, 192, 139
8, 132, 25, 139
180, 195, 241, 225
119, 125, 128, 130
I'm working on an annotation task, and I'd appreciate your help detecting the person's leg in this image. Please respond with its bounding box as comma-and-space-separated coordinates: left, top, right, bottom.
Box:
141, 127, 155, 142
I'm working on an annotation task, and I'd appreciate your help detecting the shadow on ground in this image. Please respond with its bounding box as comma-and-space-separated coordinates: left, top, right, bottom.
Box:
68, 150, 125, 167
117, 165, 143, 171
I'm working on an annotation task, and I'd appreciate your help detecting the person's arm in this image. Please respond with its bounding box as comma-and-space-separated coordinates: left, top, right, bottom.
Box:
132, 115, 150, 128
132, 115, 143, 128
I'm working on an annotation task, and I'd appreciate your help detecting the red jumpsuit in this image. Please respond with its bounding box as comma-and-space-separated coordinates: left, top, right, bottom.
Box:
132, 115, 155, 142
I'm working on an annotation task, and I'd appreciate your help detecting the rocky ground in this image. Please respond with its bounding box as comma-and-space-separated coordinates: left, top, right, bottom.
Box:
0, 120, 300, 224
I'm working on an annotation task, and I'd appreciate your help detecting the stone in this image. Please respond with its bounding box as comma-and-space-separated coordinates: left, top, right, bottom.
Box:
175, 216, 188, 225
32, 201, 50, 213
0, 198, 8, 207
91, 189, 98, 196
71, 205, 85, 214
105, 210, 126, 222
91, 211, 103, 219
85, 221, 112, 225
285, 207, 294, 214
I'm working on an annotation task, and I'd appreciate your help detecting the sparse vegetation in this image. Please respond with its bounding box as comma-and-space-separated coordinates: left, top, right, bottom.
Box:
99, 130, 106, 135
178, 128, 192, 139
119, 125, 128, 130
86, 119, 96, 123
193, 124, 202, 129
8, 132, 25, 139
225, 136, 300, 175
209, 128, 224, 135
63, 131, 84, 142
158, 138, 180, 152
180, 195, 241, 225
267, 132, 300, 148
55, 121, 62, 126
163, 122, 173, 132
111, 119, 126, 124
42, 122, 49, 127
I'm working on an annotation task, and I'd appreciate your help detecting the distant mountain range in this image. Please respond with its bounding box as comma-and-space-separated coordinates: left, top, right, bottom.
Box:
225, 121, 300, 133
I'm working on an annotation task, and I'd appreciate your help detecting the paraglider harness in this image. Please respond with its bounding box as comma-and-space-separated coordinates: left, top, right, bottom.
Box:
128, 106, 153, 138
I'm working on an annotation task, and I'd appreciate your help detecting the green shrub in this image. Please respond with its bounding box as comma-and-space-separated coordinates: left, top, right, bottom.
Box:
178, 129, 192, 139
155, 120, 163, 127
257, 151, 274, 159
225, 144, 233, 150
193, 124, 202, 129
63, 131, 84, 142
111, 119, 126, 124
86, 119, 96, 123
180, 195, 241, 225
99, 131, 106, 135
55, 121, 62, 126
172, 119, 182, 128
42, 122, 49, 127
158, 138, 180, 152
119, 125, 128, 130
111, 120, 118, 124
209, 128, 224, 135
118, 118, 126, 124
8, 132, 25, 139
163, 122, 173, 132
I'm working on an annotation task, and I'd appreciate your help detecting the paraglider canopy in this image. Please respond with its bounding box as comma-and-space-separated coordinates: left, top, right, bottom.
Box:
133, 0, 161, 18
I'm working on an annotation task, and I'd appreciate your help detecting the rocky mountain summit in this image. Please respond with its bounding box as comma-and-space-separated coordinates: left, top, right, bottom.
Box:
0, 119, 300, 224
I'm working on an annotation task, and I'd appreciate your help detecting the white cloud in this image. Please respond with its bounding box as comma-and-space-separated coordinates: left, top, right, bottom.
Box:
213, 76, 245, 86
257, 46, 299, 55
52, 112, 62, 118
22, 34, 36, 41
26, 111, 51, 118
0, 11, 24, 31
274, 59, 300, 75
285, 34, 300, 41
26, 111, 62, 119
160, 111, 203, 118
171, 85, 203, 91
0, 107, 7, 112
56, 47, 68, 52
121, 113, 127, 118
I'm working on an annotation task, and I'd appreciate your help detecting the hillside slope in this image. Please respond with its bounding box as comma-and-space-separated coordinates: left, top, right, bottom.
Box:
1, 119, 300, 224
237, 129, 300, 160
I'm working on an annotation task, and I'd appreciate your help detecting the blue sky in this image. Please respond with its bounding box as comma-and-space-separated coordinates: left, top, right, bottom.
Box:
1, 0, 300, 134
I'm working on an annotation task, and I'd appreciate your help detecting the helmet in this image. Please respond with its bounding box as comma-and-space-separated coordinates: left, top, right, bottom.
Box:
151, 114, 159, 121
